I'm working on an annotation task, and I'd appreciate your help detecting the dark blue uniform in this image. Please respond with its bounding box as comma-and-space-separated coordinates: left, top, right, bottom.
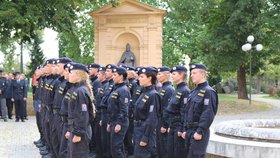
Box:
11, 79, 27, 121
100, 78, 114, 158
107, 82, 130, 158
68, 82, 93, 158
157, 81, 174, 158
59, 82, 74, 158
133, 85, 160, 158
94, 79, 109, 158
5, 79, 13, 119
184, 81, 218, 158
89, 75, 101, 155
166, 82, 190, 158
0, 76, 8, 121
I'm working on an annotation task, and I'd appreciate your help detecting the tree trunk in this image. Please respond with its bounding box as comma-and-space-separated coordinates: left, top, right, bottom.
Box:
256, 75, 261, 94
237, 65, 248, 99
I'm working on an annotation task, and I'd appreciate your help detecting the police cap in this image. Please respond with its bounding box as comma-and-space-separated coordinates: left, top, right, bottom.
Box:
99, 67, 106, 72
126, 66, 135, 71
171, 66, 187, 73
56, 57, 72, 64
106, 64, 117, 70
69, 63, 88, 73
64, 63, 72, 69
88, 63, 101, 69
113, 66, 127, 74
138, 67, 157, 75
190, 64, 207, 71
157, 66, 171, 72
46, 58, 57, 65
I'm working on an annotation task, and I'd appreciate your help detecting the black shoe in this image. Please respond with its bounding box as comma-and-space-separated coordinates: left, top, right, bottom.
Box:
21, 119, 25, 122
34, 139, 42, 145
8, 117, 12, 119
24, 117, 28, 120
40, 150, 49, 155
15, 119, 19, 122
39, 146, 47, 151
4, 118, 7, 122
41, 153, 53, 158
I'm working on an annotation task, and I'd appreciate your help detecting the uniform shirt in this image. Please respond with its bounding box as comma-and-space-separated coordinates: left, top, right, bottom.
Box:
184, 81, 218, 135
107, 82, 130, 124
0, 77, 7, 99
68, 82, 92, 136
53, 78, 68, 109
45, 75, 61, 107
157, 81, 175, 129
127, 78, 138, 118
134, 85, 160, 142
5, 79, 13, 99
100, 79, 114, 109
90, 75, 101, 100
60, 82, 74, 116
11, 79, 28, 100
95, 80, 109, 112
165, 82, 190, 131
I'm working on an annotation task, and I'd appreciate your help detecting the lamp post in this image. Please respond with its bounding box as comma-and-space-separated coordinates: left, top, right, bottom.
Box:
241, 35, 263, 104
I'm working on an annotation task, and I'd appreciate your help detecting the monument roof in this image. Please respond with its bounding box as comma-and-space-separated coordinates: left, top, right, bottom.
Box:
89, 0, 167, 16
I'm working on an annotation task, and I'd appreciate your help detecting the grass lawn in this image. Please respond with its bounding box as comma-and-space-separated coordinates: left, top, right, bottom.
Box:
217, 94, 272, 115
262, 95, 280, 100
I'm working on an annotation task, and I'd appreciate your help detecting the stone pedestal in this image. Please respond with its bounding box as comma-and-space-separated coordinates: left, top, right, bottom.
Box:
89, 0, 166, 67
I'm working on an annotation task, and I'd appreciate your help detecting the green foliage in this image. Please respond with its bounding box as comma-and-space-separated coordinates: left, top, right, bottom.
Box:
27, 30, 46, 78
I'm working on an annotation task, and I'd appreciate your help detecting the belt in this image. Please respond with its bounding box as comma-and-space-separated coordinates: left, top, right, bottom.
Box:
61, 115, 68, 123
53, 109, 60, 114
185, 122, 199, 129
134, 120, 144, 126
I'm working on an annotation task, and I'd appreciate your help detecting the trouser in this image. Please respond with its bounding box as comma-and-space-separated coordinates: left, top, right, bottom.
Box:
167, 126, 188, 158
43, 107, 54, 154
51, 112, 63, 158
36, 112, 43, 139
67, 125, 92, 158
133, 123, 157, 158
59, 120, 69, 158
110, 118, 129, 158
93, 113, 102, 158
6, 98, 13, 118
124, 117, 134, 155
14, 99, 24, 120
101, 111, 112, 158
89, 119, 96, 154
186, 129, 210, 158
0, 98, 8, 119
22, 100, 27, 118
156, 124, 168, 158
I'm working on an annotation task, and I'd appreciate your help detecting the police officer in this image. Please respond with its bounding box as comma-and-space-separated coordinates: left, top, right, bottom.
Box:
156, 66, 175, 158
182, 64, 218, 158
107, 66, 130, 158
11, 72, 27, 122
51, 57, 72, 158
100, 64, 117, 158
133, 67, 160, 158
166, 66, 190, 158
5, 73, 14, 119
94, 67, 109, 158
59, 63, 74, 158
67, 63, 94, 158
88, 63, 102, 157
0, 70, 8, 122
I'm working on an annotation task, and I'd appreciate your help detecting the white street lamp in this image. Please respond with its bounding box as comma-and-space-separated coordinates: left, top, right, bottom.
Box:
241, 35, 263, 104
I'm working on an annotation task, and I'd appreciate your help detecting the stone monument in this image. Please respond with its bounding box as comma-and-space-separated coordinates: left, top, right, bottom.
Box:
89, 0, 167, 67
118, 43, 136, 67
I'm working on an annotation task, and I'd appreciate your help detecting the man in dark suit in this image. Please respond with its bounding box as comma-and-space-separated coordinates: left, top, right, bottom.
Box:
11, 72, 28, 122
0, 70, 8, 122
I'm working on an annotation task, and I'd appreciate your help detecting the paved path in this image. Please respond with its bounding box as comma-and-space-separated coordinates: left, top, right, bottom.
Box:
212, 94, 280, 126
0, 117, 40, 158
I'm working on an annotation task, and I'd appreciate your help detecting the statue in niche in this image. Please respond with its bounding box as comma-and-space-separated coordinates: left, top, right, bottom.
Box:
118, 43, 136, 67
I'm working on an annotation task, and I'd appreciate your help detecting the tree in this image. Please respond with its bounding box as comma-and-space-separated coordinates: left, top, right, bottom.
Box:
27, 30, 45, 77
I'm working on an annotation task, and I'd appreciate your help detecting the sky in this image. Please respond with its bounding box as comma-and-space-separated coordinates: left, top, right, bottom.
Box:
0, 28, 59, 65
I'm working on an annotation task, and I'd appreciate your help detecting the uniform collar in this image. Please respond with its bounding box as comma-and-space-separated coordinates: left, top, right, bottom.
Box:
176, 81, 187, 89
73, 81, 86, 87
143, 85, 154, 92
162, 81, 172, 87
101, 79, 108, 84
196, 81, 208, 89
115, 82, 126, 88
90, 75, 98, 81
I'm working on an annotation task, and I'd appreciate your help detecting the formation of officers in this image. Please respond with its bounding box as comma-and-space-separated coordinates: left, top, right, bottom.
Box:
32, 57, 218, 158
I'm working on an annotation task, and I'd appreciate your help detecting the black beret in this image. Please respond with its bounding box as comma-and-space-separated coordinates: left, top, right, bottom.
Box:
157, 66, 171, 72
138, 67, 157, 75
64, 63, 72, 69
56, 57, 72, 64
135, 67, 142, 72
88, 63, 101, 69
126, 66, 135, 71
99, 67, 106, 72
171, 66, 187, 73
46, 58, 57, 65
106, 64, 117, 70
190, 64, 207, 71
113, 66, 127, 74
69, 63, 88, 73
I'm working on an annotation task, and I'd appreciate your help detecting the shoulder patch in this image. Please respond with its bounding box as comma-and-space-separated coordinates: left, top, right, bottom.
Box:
198, 93, 204, 97
204, 98, 209, 105
124, 98, 129, 103
82, 104, 87, 111
149, 105, 154, 112
184, 98, 188, 104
